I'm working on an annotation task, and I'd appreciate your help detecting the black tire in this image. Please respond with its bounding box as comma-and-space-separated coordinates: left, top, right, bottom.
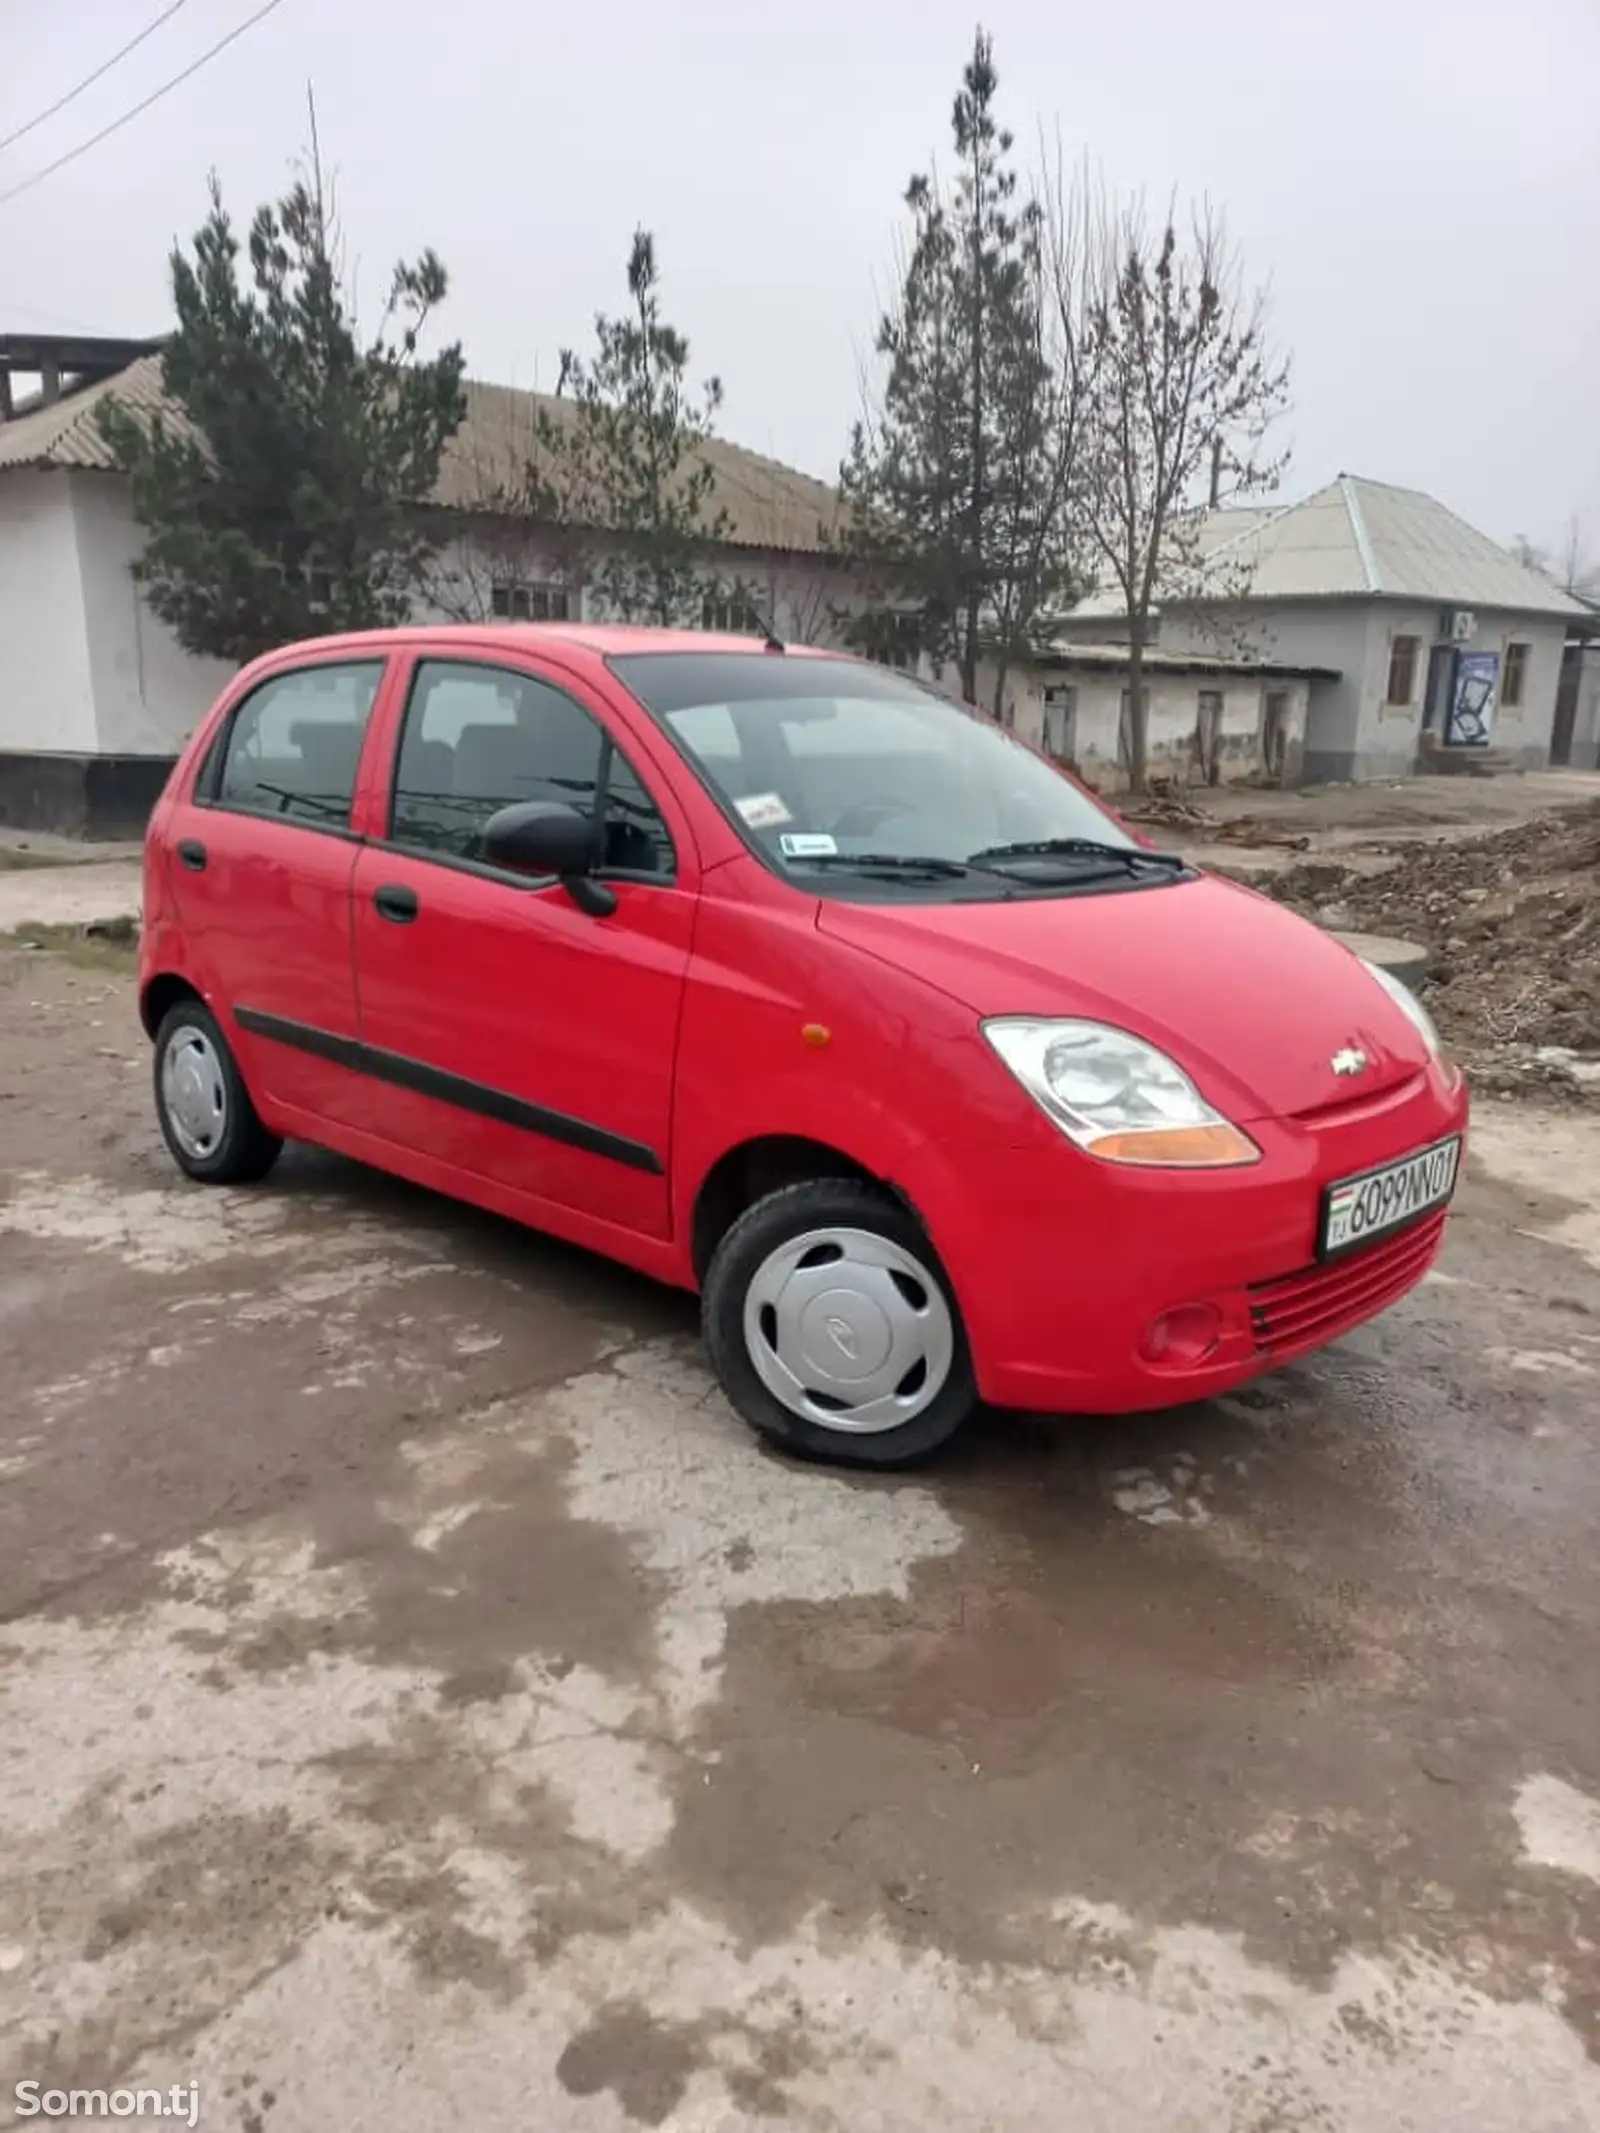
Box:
153, 1000, 283, 1185
702, 1178, 978, 1469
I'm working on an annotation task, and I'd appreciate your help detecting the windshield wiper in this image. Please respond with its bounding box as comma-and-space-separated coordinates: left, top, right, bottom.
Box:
965, 836, 1189, 873
785, 851, 976, 879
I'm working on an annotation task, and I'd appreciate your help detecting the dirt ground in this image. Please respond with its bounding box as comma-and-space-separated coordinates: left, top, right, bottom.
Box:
1, 939, 1598, 2133
1137, 769, 1600, 1097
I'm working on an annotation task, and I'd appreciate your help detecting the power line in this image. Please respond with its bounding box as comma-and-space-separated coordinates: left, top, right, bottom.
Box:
0, 0, 288, 212
0, 0, 192, 158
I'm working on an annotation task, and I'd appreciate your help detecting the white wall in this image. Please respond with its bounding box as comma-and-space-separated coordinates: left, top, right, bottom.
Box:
0, 469, 96, 753
1004, 663, 1309, 792
1160, 598, 1567, 777
70, 474, 237, 755
6, 475, 871, 764
421, 524, 869, 649
1157, 600, 1379, 780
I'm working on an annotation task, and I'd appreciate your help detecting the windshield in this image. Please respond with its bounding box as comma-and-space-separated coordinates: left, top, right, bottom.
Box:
608, 652, 1145, 897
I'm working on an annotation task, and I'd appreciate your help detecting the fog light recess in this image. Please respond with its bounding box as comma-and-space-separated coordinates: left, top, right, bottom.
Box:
1140, 1303, 1223, 1366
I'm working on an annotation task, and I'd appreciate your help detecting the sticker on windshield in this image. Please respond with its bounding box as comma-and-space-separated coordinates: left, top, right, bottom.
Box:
735, 791, 791, 829
779, 833, 837, 858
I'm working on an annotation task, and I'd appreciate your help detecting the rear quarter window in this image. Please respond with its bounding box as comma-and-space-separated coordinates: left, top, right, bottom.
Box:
206, 662, 385, 829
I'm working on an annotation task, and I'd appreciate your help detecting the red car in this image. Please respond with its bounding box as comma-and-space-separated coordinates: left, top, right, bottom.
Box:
140, 625, 1467, 1467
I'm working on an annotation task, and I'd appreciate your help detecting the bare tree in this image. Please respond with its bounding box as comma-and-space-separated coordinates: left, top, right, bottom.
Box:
1036, 143, 1113, 641
1076, 199, 1290, 792
1557, 515, 1599, 600
1509, 518, 1600, 601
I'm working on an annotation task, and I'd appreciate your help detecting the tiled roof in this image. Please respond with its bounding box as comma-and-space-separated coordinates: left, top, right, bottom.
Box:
1070, 475, 1590, 620
0, 355, 845, 557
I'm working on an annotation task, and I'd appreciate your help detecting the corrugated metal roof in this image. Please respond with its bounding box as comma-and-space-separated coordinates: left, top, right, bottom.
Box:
1036, 639, 1337, 680
1071, 475, 1590, 620
0, 353, 179, 470
0, 356, 844, 557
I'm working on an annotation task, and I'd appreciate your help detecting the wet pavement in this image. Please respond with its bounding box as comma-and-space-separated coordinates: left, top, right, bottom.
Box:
0, 941, 1597, 2132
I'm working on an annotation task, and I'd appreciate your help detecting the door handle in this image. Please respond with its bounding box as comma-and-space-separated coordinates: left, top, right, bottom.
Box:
176, 838, 207, 872
373, 884, 419, 925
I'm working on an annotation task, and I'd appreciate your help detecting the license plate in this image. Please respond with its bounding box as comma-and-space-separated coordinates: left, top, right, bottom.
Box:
1319, 1135, 1462, 1260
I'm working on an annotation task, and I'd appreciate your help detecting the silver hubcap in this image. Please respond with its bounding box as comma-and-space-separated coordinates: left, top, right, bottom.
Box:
161, 1023, 227, 1160
743, 1226, 955, 1434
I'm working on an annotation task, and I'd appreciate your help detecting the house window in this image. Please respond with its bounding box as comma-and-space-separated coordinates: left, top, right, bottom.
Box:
1502, 641, 1529, 707
491, 580, 575, 622
1386, 635, 1419, 707
859, 611, 921, 671
700, 591, 765, 636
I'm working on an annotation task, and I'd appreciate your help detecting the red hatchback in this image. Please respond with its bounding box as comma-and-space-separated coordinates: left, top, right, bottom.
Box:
140, 625, 1468, 1466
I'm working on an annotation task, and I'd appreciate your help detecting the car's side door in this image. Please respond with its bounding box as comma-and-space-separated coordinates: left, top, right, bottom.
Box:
164, 653, 391, 1124
349, 652, 698, 1242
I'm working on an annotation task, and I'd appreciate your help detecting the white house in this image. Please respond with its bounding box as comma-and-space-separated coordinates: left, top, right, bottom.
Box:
1063, 475, 1592, 782
997, 643, 1326, 791
0, 337, 873, 834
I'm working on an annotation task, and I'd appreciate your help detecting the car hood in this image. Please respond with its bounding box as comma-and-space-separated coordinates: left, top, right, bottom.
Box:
816, 872, 1430, 1122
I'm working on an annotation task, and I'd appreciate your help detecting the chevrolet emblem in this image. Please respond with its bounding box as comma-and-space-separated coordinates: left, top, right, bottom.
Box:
1330, 1046, 1369, 1076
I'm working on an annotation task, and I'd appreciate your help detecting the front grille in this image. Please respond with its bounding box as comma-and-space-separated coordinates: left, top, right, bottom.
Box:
1248, 1210, 1448, 1355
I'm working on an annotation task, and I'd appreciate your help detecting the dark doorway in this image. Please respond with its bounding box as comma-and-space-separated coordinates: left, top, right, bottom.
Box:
1260, 690, 1289, 783
1422, 642, 1456, 736
1552, 644, 1580, 766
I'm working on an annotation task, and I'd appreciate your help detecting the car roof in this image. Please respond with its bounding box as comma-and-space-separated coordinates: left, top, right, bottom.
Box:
261, 622, 849, 663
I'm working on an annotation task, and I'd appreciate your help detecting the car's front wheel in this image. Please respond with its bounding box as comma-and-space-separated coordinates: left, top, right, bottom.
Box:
153, 1000, 282, 1185
702, 1179, 978, 1468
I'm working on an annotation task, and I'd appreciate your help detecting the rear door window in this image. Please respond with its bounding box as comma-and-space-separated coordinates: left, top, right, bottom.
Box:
207, 662, 384, 830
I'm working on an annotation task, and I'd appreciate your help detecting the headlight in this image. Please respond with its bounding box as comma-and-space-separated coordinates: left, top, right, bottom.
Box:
1362, 959, 1442, 1057
982, 1018, 1260, 1167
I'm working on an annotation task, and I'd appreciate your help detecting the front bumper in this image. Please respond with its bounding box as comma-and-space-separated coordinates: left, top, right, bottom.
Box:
920, 1062, 1469, 1414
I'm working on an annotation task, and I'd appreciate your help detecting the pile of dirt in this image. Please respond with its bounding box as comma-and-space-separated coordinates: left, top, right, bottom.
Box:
1261, 800, 1600, 1092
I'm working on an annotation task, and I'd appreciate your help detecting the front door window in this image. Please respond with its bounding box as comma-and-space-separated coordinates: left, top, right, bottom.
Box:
388, 659, 675, 878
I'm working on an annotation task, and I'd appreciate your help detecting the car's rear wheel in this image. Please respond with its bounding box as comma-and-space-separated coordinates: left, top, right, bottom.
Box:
702, 1179, 977, 1468
153, 1001, 282, 1185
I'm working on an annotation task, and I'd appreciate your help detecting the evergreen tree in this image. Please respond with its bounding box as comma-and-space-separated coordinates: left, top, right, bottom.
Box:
98, 162, 465, 663
841, 29, 1069, 708
554, 230, 730, 626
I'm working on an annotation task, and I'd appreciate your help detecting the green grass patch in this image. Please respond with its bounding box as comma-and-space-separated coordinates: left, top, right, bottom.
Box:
6, 919, 139, 973
0, 849, 70, 871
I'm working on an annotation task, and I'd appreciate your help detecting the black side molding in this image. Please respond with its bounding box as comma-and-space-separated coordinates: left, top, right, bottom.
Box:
233, 1007, 663, 1175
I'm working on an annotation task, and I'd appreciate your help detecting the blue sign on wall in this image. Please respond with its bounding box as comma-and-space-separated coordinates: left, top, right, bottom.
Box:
1445, 650, 1500, 746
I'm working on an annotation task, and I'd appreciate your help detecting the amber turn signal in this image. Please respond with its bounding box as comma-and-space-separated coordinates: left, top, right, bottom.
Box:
1087, 1123, 1260, 1168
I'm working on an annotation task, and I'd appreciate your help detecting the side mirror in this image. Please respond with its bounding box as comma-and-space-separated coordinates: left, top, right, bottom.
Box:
481, 801, 616, 916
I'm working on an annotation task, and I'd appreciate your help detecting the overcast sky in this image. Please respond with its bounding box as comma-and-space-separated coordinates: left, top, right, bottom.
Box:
5, 0, 1597, 561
